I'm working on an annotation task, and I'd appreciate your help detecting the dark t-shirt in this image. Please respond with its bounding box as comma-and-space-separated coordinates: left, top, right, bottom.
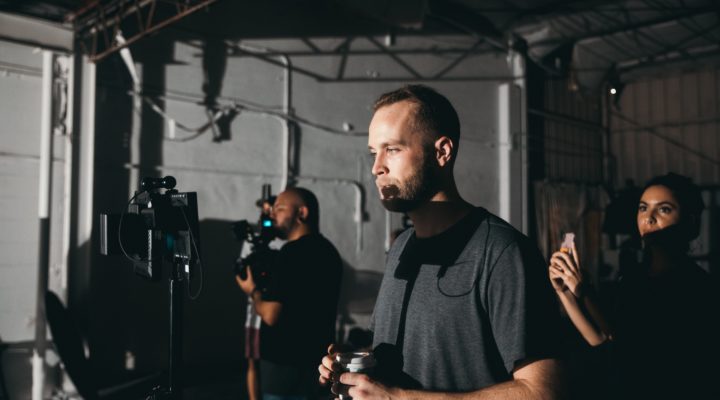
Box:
613, 261, 720, 399
371, 208, 562, 391
259, 233, 343, 394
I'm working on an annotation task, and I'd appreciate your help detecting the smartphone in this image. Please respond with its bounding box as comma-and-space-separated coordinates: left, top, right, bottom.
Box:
560, 232, 575, 255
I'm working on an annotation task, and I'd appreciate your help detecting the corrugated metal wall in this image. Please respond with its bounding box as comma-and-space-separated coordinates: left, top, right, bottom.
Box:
610, 68, 720, 187
529, 76, 604, 183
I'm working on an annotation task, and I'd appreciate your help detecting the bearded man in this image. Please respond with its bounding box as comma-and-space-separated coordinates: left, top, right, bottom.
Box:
319, 85, 566, 399
238, 187, 342, 400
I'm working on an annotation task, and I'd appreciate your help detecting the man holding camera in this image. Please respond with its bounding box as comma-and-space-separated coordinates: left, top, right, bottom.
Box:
318, 85, 565, 399
238, 187, 343, 400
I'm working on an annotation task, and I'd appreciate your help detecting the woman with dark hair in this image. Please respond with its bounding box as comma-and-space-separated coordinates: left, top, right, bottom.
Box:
549, 173, 719, 399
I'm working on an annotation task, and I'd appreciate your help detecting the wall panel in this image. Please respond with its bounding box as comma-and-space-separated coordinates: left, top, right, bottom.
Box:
0, 41, 68, 343
536, 77, 604, 183
611, 68, 720, 186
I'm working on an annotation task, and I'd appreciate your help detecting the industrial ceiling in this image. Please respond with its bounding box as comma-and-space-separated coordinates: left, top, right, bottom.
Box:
1, 0, 718, 90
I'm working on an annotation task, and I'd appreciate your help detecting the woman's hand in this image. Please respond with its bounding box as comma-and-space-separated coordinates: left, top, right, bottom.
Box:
549, 243, 584, 298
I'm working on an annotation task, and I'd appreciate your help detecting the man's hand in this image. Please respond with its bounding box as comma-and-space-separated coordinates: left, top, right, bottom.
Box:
339, 372, 400, 400
236, 266, 256, 295
319, 344, 347, 386
320, 344, 401, 400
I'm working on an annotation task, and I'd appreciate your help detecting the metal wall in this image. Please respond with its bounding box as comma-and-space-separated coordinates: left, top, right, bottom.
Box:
610, 68, 720, 187
529, 74, 605, 184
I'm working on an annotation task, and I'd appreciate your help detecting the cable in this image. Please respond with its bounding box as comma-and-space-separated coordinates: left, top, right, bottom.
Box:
232, 103, 367, 136
179, 206, 204, 300
128, 89, 367, 141
117, 191, 143, 263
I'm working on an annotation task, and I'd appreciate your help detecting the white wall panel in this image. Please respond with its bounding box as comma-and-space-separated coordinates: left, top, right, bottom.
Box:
0, 42, 43, 343
0, 40, 70, 345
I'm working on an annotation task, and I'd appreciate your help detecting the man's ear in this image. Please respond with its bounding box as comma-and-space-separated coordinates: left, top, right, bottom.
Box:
434, 136, 454, 167
297, 205, 309, 223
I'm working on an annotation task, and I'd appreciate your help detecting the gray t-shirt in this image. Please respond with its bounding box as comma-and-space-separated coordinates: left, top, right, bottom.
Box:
370, 208, 561, 392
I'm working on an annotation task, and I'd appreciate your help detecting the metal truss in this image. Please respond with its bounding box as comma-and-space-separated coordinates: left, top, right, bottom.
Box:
69, 0, 217, 63
223, 37, 513, 83
516, 0, 720, 79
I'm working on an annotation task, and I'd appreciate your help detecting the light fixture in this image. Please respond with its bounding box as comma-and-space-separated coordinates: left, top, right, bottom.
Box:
607, 68, 625, 109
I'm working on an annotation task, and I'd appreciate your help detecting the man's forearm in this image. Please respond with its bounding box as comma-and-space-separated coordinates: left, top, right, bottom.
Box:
354, 359, 564, 400
393, 379, 560, 400
250, 290, 282, 326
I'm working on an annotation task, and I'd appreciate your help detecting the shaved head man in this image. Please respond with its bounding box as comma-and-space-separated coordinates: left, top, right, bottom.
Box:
238, 187, 342, 400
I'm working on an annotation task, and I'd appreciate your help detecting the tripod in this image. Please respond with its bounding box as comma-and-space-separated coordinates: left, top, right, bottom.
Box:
142, 252, 189, 400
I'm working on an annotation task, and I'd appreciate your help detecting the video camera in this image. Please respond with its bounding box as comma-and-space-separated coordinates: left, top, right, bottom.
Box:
99, 176, 201, 281
232, 184, 279, 291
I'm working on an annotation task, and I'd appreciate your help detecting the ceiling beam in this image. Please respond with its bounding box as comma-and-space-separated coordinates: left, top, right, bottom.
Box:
73, 0, 217, 63
529, 7, 715, 48
0, 11, 73, 53
619, 43, 720, 73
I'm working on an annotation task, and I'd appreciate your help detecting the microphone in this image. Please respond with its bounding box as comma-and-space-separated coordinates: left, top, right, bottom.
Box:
141, 176, 177, 191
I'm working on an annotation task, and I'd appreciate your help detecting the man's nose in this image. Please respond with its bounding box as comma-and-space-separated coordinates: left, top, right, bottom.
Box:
371, 153, 387, 176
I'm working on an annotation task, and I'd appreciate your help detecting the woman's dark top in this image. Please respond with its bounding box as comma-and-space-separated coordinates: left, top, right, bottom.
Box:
612, 259, 719, 399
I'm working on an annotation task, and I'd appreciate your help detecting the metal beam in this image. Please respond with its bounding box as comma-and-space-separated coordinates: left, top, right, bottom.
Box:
300, 37, 321, 53
224, 38, 508, 82
529, 7, 714, 47
611, 111, 720, 165
560, 13, 638, 60
644, 0, 720, 43
590, 7, 698, 63
221, 45, 496, 57
612, 115, 720, 133
335, 37, 352, 80
366, 36, 422, 79
619, 42, 720, 72
433, 39, 484, 79
72, 0, 217, 63
0, 11, 73, 53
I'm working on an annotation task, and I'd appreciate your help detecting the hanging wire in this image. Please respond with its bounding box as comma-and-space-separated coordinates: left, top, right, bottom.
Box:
179, 206, 204, 300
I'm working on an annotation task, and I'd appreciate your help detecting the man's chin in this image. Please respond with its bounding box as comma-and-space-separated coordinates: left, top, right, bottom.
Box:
380, 198, 421, 213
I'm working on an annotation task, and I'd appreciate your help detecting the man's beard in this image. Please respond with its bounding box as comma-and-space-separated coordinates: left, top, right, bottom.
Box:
379, 153, 438, 213
275, 227, 288, 240
273, 219, 292, 240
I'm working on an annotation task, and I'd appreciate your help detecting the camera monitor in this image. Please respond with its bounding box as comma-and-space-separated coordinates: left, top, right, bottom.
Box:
100, 178, 201, 281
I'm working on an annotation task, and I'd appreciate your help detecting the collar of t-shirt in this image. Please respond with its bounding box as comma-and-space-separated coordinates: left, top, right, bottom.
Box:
395, 208, 486, 279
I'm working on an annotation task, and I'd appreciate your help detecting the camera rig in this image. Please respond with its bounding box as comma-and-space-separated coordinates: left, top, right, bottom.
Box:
98, 176, 201, 400
232, 184, 279, 292
100, 176, 201, 281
